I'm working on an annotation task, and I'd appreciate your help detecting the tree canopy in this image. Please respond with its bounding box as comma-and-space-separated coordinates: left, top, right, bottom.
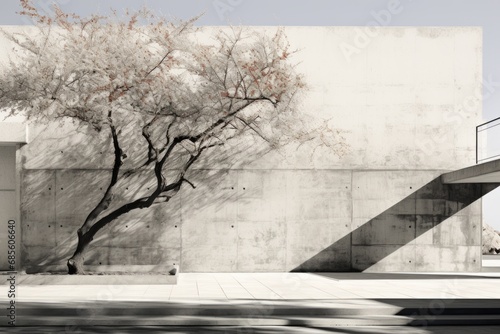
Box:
0, 1, 347, 274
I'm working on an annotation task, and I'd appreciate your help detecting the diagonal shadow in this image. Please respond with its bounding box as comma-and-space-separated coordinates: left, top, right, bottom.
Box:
313, 272, 500, 280
292, 176, 500, 272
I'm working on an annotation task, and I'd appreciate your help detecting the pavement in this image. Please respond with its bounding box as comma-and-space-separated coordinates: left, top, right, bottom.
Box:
1, 272, 500, 333
6, 272, 500, 301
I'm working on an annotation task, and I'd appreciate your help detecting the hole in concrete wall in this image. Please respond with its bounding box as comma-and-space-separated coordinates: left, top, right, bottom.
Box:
410, 186, 413, 189
60, 188, 63, 190
409, 225, 412, 228
48, 187, 51, 190
125, 225, 128, 228
60, 225, 62, 227
231, 225, 234, 228
99, 262, 102, 265
231, 187, 234, 190
174, 225, 177, 228
146, 225, 150, 228
48, 225, 51, 228
409, 260, 411, 263
243, 187, 246, 190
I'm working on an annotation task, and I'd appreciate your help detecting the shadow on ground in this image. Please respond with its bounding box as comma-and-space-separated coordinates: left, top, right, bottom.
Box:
2, 299, 500, 333
1, 325, 500, 333
313, 272, 500, 280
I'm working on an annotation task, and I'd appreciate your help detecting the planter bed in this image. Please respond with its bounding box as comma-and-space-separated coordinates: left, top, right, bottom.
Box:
1, 272, 177, 285
1, 265, 178, 285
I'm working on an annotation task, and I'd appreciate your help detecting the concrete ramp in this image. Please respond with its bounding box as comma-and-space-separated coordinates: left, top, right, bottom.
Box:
442, 159, 500, 184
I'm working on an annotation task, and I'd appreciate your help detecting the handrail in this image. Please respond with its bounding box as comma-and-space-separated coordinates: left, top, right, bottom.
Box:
476, 116, 500, 164
477, 116, 500, 129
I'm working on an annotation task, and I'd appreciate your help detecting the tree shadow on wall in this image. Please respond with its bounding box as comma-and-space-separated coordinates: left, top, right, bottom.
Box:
292, 177, 500, 272
21, 130, 280, 273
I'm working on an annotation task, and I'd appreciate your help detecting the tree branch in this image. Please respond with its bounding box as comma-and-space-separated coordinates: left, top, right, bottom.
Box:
85, 150, 201, 239
80, 117, 231, 242
78, 117, 122, 235
235, 115, 269, 143
182, 178, 196, 189
143, 116, 158, 161
145, 50, 173, 77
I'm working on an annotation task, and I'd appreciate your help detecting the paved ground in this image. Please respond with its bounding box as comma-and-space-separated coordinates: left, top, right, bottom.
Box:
3, 272, 500, 302
2, 272, 500, 332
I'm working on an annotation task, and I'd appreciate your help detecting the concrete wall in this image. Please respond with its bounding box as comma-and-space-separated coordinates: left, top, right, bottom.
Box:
20, 169, 181, 272
1, 26, 485, 272
0, 146, 17, 270
179, 170, 496, 272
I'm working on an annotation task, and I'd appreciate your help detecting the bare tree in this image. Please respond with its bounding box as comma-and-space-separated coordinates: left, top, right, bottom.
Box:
0, 1, 347, 274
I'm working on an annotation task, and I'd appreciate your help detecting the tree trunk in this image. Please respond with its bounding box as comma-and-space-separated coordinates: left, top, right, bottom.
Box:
67, 253, 85, 275
67, 233, 92, 274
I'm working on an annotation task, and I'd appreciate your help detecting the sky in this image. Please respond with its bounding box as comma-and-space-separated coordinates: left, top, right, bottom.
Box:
2, 0, 500, 228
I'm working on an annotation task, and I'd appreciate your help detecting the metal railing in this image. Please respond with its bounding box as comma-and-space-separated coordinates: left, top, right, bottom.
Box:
477, 116, 500, 163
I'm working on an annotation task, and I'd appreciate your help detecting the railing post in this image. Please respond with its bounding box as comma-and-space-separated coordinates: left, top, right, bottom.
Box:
476, 125, 478, 164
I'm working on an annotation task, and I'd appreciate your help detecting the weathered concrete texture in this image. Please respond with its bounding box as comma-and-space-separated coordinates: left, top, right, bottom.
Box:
351, 174, 498, 272
8, 26, 485, 273
287, 171, 497, 273
19, 166, 496, 272
284, 170, 352, 271
415, 245, 481, 272
351, 171, 440, 251
292, 235, 351, 272
237, 221, 287, 271
179, 169, 353, 272
180, 170, 238, 272
0, 145, 16, 189
0, 190, 16, 270
352, 244, 416, 272
21, 170, 57, 262
21, 169, 181, 272
11, 27, 482, 172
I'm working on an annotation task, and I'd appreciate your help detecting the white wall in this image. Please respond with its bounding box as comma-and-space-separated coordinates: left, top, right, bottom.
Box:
0, 26, 485, 272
